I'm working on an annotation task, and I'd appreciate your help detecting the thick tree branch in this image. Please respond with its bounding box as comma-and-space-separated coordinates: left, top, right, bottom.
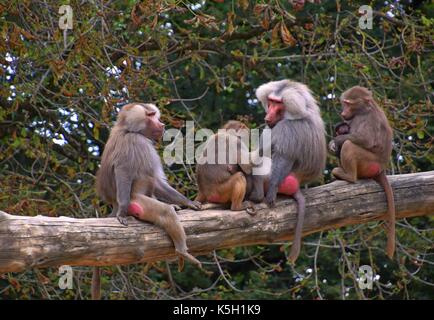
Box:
0, 171, 433, 273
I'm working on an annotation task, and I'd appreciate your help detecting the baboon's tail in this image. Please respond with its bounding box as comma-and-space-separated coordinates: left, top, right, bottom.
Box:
374, 172, 396, 259
288, 189, 306, 263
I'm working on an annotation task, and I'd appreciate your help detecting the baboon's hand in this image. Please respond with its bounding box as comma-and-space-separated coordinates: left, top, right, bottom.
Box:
328, 140, 336, 153
117, 215, 128, 226
172, 204, 182, 211
116, 210, 129, 226
186, 200, 202, 210
264, 191, 276, 208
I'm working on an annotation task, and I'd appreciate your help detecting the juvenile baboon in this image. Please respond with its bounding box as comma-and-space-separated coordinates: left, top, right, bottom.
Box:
330, 86, 396, 258
196, 120, 253, 211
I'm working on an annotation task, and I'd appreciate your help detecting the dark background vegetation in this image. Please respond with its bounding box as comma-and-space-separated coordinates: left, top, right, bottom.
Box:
0, 0, 432, 299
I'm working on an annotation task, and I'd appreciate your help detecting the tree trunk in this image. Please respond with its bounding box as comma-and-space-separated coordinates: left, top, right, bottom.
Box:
1, 171, 433, 273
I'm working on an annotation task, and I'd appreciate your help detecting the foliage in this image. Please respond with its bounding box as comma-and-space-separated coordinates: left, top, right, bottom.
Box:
0, 0, 433, 300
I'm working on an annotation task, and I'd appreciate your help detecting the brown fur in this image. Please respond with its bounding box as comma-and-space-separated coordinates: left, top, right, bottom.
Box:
196, 121, 253, 211
331, 86, 396, 259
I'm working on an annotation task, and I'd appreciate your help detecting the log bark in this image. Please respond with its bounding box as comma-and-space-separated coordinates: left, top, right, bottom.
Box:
1, 171, 433, 273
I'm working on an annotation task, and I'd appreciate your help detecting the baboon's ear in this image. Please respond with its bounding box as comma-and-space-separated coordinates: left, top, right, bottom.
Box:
363, 97, 375, 109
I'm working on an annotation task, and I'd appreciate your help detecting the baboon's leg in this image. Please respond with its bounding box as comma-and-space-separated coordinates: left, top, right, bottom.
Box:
129, 194, 202, 270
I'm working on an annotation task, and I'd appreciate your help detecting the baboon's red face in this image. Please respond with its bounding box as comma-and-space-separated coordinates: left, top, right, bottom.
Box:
340, 99, 358, 121
144, 110, 165, 141
265, 98, 285, 128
